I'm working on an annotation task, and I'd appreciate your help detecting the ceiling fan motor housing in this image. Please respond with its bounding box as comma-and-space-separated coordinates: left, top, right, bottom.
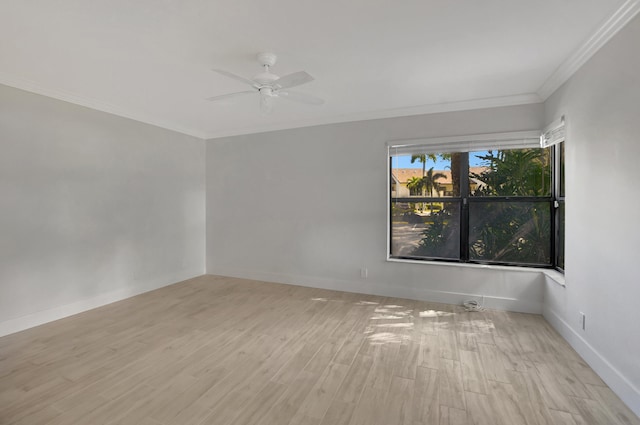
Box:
254, 52, 279, 87
254, 72, 278, 87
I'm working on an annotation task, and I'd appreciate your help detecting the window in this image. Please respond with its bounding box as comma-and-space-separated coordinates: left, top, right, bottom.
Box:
389, 130, 565, 270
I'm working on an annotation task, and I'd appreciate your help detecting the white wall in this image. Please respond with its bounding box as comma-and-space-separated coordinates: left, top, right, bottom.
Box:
206, 103, 546, 313
543, 14, 640, 415
0, 84, 206, 336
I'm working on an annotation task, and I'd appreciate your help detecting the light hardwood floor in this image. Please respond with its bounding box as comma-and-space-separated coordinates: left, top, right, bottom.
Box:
1, 275, 638, 425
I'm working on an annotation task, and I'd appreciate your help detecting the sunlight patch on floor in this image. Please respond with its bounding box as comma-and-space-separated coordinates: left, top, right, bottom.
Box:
419, 310, 454, 318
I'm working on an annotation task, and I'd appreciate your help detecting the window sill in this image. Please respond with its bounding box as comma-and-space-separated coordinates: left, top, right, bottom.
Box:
542, 269, 566, 287
387, 257, 564, 281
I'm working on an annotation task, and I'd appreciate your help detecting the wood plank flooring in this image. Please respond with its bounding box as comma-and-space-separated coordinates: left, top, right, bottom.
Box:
1, 275, 638, 425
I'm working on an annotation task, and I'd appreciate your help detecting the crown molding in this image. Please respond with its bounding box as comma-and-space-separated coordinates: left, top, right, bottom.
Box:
0, 73, 207, 139
204, 93, 543, 140
537, 0, 640, 100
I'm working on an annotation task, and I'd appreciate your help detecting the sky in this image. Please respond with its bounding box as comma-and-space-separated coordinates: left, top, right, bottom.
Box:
392, 152, 489, 169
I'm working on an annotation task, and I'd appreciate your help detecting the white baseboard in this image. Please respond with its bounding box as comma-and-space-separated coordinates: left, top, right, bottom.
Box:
207, 268, 542, 314
543, 306, 640, 417
0, 270, 203, 337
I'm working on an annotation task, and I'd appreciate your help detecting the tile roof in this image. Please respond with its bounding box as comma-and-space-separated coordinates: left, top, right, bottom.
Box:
392, 167, 487, 184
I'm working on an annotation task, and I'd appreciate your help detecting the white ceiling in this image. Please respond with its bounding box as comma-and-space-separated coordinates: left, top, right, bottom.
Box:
1, 0, 637, 139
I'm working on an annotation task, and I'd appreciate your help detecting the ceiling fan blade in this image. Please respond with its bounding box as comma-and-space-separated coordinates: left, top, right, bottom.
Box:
212, 69, 258, 88
278, 90, 325, 105
273, 71, 314, 89
206, 90, 255, 102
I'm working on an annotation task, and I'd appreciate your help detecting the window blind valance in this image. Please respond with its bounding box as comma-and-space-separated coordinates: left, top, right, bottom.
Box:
540, 116, 565, 148
387, 130, 542, 156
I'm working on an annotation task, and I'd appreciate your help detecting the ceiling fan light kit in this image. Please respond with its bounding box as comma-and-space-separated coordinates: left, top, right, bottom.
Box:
208, 52, 324, 113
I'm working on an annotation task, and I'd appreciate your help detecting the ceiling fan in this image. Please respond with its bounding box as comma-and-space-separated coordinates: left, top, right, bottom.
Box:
207, 52, 324, 113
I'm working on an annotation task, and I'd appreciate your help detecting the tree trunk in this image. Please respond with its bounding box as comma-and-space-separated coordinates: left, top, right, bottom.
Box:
451, 153, 462, 196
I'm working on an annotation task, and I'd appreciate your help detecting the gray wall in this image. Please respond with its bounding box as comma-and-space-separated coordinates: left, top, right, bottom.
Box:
206, 103, 547, 314
0, 84, 206, 335
543, 14, 640, 415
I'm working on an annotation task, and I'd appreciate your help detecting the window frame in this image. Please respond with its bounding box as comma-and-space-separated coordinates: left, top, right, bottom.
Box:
553, 141, 565, 271
387, 141, 565, 271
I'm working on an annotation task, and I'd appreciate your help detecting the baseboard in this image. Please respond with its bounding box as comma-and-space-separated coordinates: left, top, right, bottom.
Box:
206, 268, 542, 314
543, 306, 640, 417
0, 270, 203, 337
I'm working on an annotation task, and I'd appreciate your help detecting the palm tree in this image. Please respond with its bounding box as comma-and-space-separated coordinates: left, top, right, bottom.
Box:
470, 149, 550, 196
410, 154, 427, 178
406, 176, 423, 196
410, 154, 438, 180
411, 154, 438, 212
423, 167, 447, 197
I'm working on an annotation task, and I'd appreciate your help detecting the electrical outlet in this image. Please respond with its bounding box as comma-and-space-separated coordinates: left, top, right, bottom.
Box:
579, 312, 586, 330
360, 268, 368, 279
